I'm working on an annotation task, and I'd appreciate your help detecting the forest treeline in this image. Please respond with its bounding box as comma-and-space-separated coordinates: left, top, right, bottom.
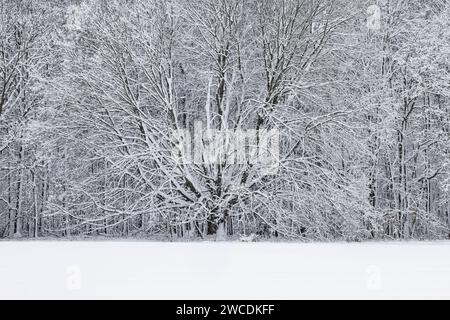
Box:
1, 0, 450, 240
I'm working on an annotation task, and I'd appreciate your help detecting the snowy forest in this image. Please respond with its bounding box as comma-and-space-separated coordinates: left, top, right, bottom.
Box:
1, 0, 450, 241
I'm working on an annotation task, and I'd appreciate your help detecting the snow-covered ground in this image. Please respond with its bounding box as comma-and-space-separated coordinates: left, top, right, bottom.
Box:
1, 241, 450, 299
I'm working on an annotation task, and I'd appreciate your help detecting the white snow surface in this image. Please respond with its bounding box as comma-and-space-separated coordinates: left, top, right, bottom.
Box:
1, 241, 450, 299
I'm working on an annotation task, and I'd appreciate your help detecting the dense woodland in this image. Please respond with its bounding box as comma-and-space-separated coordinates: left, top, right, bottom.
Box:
1, 0, 450, 240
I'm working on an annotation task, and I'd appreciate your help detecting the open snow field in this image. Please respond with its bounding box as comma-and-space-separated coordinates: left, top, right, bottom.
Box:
1, 241, 450, 299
